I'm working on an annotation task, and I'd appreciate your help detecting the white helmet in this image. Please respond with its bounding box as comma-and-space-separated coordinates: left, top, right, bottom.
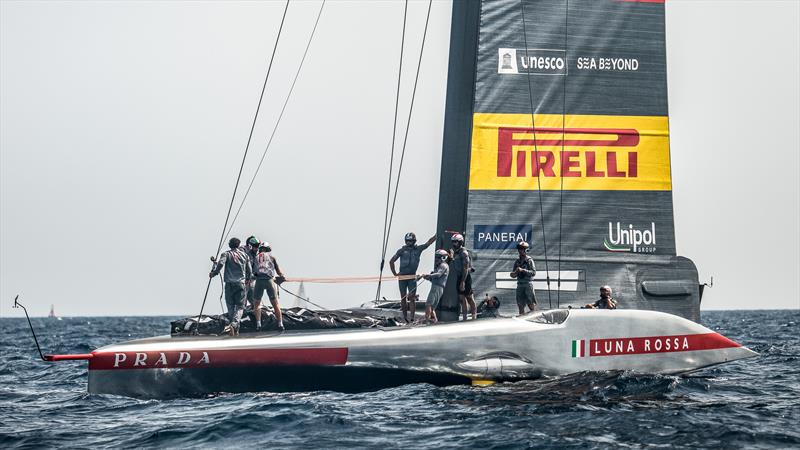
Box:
450, 233, 464, 245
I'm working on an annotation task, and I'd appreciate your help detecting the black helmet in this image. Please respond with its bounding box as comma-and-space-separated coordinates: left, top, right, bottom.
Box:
246, 236, 260, 247
451, 233, 464, 246
516, 241, 530, 251
404, 232, 416, 243
228, 237, 241, 249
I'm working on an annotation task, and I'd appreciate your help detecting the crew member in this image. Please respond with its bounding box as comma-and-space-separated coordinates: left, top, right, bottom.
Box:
450, 234, 476, 320
254, 241, 286, 331
390, 232, 436, 322
477, 294, 501, 318
209, 237, 252, 336
585, 285, 617, 309
510, 241, 536, 315
244, 236, 260, 308
420, 249, 450, 323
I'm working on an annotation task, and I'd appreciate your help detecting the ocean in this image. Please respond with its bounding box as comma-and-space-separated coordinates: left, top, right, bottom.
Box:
1, 310, 798, 449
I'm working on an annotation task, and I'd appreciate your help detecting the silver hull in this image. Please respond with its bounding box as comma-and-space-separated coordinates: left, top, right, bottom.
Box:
87, 309, 756, 398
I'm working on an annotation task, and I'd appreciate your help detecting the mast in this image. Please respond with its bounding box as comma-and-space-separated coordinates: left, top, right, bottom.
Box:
435, 0, 482, 322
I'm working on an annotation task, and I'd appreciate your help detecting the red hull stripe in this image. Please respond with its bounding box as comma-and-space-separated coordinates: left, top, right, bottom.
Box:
45, 353, 94, 361
589, 333, 741, 357
89, 347, 349, 370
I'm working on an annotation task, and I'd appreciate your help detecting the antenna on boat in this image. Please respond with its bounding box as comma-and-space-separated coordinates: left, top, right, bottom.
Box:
12, 295, 46, 361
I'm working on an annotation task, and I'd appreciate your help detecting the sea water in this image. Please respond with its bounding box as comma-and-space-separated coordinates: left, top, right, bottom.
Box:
1, 310, 798, 449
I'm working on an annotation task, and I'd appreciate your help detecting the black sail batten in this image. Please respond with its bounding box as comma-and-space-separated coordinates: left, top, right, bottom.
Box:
436, 0, 701, 322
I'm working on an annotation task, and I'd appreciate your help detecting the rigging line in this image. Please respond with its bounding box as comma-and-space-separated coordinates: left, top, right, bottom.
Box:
195, 0, 291, 325
375, 0, 409, 302
520, 0, 552, 309
381, 0, 433, 262
276, 283, 327, 310
557, 0, 569, 309
223, 0, 327, 241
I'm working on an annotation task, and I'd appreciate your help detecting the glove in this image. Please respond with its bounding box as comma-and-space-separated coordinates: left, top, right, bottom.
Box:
275, 275, 286, 285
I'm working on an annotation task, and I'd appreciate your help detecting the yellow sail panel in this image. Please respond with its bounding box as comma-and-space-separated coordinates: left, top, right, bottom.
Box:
469, 113, 672, 191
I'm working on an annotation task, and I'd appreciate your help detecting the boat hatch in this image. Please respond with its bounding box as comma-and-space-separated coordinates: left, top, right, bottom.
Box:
525, 310, 569, 324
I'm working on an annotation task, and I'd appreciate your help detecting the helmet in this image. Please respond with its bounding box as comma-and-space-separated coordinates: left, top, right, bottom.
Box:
451, 233, 464, 245
246, 236, 260, 247
404, 232, 417, 243
516, 241, 530, 251
435, 249, 449, 260
259, 241, 272, 252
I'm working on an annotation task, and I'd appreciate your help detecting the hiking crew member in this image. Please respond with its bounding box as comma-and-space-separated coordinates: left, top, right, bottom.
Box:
254, 241, 286, 331
244, 236, 260, 308
450, 234, 476, 320
477, 294, 501, 318
390, 232, 436, 322
586, 285, 617, 309
510, 240, 536, 315
420, 249, 449, 323
209, 237, 252, 335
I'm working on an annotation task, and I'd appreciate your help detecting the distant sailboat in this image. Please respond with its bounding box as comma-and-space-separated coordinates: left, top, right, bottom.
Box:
48, 304, 60, 320
292, 281, 308, 308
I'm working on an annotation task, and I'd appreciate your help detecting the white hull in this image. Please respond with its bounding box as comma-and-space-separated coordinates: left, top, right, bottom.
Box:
84, 309, 756, 397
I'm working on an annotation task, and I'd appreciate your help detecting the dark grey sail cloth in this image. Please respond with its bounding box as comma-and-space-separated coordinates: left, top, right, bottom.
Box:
172, 307, 404, 335
435, 0, 700, 321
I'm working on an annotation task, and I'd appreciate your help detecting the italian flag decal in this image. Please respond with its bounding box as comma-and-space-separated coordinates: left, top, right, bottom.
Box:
572, 339, 586, 358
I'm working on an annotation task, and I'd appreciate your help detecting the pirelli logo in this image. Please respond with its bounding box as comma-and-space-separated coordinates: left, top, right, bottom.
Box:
469, 113, 672, 191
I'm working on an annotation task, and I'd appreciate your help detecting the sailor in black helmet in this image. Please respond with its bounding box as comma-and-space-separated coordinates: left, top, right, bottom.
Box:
510, 240, 537, 315
450, 233, 476, 320
244, 236, 260, 308
209, 237, 252, 336
389, 232, 436, 322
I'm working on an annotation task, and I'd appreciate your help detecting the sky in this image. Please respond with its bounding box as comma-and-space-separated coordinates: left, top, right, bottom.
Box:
1, 0, 798, 317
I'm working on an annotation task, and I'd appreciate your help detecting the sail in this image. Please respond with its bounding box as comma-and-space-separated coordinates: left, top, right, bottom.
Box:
437, 0, 700, 321
293, 281, 308, 309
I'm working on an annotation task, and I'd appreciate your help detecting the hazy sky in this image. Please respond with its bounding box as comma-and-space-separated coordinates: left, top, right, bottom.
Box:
1, 0, 798, 317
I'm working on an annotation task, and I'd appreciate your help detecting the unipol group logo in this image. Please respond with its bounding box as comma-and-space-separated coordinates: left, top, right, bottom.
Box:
604, 222, 657, 253
498, 48, 566, 75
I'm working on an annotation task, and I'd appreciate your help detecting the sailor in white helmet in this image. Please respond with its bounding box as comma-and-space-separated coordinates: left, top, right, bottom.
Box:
389, 231, 436, 322
419, 249, 450, 323
450, 233, 476, 320
253, 241, 286, 331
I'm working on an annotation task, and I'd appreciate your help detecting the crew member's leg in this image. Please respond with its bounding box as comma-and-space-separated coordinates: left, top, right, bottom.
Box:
253, 278, 267, 330
457, 275, 467, 320
246, 281, 255, 309
426, 285, 442, 323
408, 278, 418, 320
265, 278, 284, 330
526, 282, 537, 312
516, 284, 526, 315
465, 274, 476, 320
398, 279, 410, 322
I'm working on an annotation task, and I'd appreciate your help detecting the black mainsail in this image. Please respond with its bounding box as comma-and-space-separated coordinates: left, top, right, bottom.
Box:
436, 0, 701, 321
